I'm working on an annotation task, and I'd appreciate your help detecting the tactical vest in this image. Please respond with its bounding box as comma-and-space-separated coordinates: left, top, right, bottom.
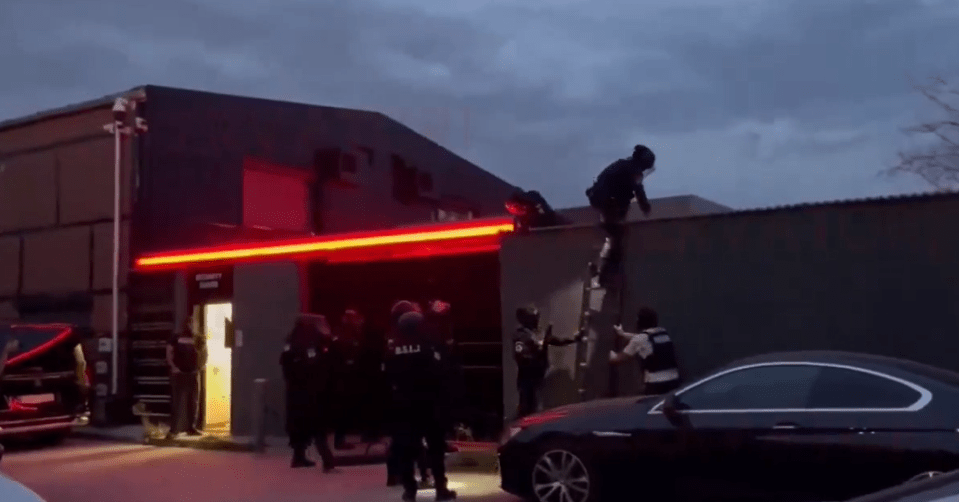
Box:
637, 327, 679, 382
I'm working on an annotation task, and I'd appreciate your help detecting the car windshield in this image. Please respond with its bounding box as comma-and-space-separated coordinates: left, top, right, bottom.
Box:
7, 326, 73, 356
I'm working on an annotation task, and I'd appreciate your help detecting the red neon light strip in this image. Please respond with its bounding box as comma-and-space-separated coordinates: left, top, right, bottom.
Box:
328, 243, 501, 265
7, 324, 74, 366
135, 217, 515, 269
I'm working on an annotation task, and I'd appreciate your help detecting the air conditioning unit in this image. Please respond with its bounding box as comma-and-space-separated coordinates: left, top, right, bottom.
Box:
417, 171, 439, 200
313, 148, 360, 187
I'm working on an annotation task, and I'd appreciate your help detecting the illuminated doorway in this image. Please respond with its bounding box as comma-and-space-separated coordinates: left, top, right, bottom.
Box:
202, 302, 233, 435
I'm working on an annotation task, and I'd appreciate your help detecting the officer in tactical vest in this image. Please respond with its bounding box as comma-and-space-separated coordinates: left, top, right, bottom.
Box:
609, 307, 682, 395
585, 145, 656, 288
385, 310, 457, 501
513, 305, 586, 419
166, 321, 207, 439
385, 300, 433, 489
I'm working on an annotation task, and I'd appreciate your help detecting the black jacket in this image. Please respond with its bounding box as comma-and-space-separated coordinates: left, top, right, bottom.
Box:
588, 158, 651, 213
280, 335, 335, 434
383, 316, 452, 419
513, 325, 579, 383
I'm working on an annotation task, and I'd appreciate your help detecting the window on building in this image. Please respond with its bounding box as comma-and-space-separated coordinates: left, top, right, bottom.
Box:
242, 158, 311, 231
391, 154, 418, 204
418, 172, 434, 192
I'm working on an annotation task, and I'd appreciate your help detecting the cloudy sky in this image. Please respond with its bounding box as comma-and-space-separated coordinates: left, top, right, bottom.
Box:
1, 0, 957, 210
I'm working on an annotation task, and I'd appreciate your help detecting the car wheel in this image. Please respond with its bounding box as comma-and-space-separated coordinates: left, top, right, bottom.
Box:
530, 446, 597, 502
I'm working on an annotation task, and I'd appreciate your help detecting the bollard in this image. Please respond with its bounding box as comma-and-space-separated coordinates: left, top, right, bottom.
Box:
250, 378, 268, 453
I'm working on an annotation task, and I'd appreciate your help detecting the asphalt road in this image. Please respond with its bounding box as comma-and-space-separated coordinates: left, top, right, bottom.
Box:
1, 438, 520, 502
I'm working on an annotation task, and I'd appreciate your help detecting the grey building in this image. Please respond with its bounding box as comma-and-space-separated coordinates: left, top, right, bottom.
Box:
0, 85, 518, 432
129, 192, 729, 439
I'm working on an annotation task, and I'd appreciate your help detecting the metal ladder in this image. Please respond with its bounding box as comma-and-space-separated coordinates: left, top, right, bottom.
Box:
573, 236, 629, 402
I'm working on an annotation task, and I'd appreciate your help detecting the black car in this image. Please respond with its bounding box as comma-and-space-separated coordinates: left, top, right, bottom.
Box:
0, 323, 90, 444
844, 469, 959, 502
498, 351, 959, 502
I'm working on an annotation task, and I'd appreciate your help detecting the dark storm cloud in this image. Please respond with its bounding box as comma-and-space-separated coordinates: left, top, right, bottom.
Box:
0, 0, 955, 208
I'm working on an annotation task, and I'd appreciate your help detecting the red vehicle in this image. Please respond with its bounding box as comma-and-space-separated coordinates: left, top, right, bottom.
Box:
0, 323, 90, 444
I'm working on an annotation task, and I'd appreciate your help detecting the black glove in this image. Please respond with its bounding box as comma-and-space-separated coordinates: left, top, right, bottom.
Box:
639, 201, 652, 217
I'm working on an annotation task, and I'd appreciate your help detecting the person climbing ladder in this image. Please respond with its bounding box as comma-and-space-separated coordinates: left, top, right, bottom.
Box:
585, 145, 656, 288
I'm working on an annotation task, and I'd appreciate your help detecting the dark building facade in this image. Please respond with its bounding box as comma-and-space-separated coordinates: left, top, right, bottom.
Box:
0, 85, 518, 430
499, 191, 959, 420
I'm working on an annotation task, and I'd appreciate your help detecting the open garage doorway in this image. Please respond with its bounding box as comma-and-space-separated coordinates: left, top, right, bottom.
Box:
307, 252, 503, 441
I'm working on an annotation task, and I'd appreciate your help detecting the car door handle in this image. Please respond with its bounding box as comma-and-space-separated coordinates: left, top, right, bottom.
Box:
772, 422, 799, 430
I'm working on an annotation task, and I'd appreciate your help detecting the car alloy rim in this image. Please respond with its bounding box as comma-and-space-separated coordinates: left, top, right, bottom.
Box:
532, 449, 591, 502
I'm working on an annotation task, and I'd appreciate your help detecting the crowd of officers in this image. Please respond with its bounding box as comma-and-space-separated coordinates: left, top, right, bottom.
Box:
280, 300, 460, 502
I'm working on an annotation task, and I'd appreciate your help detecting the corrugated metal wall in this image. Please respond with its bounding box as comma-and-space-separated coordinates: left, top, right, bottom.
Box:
500, 195, 959, 422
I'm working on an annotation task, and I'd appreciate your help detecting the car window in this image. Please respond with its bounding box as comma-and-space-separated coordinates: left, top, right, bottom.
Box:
807, 366, 922, 409
679, 364, 821, 410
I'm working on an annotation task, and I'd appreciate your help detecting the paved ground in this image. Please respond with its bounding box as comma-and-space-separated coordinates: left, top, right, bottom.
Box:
1, 438, 521, 502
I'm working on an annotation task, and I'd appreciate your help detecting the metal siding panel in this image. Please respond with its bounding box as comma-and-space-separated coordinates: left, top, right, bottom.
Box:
91, 293, 128, 333
91, 221, 131, 290
0, 108, 114, 153
0, 150, 57, 232
58, 137, 131, 223
22, 227, 91, 294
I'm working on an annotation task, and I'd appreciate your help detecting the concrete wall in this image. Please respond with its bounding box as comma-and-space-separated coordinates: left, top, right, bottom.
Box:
500, 194, 959, 422
231, 261, 301, 436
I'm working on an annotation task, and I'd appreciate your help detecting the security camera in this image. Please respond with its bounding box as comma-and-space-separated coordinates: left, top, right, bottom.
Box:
111, 97, 130, 122
134, 117, 148, 133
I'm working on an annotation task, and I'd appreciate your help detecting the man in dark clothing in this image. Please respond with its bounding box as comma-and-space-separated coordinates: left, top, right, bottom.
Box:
609, 307, 682, 395
166, 321, 207, 438
332, 309, 364, 450
585, 144, 656, 288
385, 310, 458, 502
423, 299, 463, 453
385, 301, 433, 489
505, 189, 561, 233
281, 314, 338, 472
513, 305, 586, 419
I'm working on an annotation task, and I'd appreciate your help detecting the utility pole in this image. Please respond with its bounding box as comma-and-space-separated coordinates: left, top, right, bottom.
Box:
102, 97, 147, 396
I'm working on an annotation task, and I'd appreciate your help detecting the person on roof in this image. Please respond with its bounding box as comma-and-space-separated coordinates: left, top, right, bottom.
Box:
585, 145, 656, 287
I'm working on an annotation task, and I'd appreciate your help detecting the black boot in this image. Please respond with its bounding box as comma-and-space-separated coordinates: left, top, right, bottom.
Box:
386, 474, 399, 487
402, 490, 417, 502
291, 448, 316, 468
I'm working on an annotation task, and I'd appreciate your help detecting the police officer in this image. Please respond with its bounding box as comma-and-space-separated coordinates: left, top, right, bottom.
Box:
280, 314, 338, 472
385, 301, 432, 489
585, 145, 656, 287
331, 308, 364, 450
165, 321, 207, 439
609, 307, 682, 395
385, 310, 457, 502
513, 305, 586, 419
423, 299, 463, 454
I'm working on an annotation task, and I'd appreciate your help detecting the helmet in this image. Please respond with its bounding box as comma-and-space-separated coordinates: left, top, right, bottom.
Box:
632, 145, 656, 170
515, 305, 540, 328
